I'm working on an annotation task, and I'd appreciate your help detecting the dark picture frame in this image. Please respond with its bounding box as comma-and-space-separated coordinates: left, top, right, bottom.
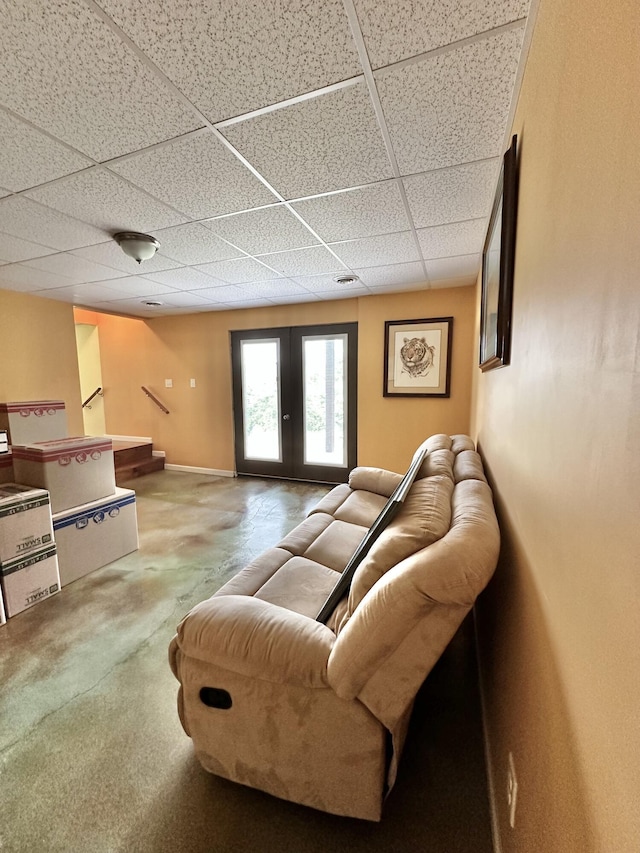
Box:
383, 316, 453, 397
479, 134, 519, 371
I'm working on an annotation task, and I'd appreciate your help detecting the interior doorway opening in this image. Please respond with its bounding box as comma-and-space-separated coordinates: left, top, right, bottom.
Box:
75, 323, 106, 436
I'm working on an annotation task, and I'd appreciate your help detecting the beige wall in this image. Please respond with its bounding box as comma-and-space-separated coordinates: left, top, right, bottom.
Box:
472, 0, 640, 851
0, 290, 84, 436
76, 285, 474, 473
357, 286, 475, 471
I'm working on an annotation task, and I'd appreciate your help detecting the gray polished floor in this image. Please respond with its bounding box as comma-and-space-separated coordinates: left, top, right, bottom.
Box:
0, 471, 492, 853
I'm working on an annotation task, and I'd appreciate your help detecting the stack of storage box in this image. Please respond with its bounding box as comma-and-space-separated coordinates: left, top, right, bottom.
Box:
0, 428, 12, 485
0, 483, 59, 619
0, 400, 139, 621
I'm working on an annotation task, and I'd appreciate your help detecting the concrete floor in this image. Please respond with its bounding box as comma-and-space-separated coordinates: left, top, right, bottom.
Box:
0, 471, 493, 853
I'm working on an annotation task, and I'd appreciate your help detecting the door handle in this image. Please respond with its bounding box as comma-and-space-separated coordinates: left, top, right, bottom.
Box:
282, 414, 290, 420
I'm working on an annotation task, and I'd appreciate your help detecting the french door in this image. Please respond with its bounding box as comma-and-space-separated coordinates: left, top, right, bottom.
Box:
231, 323, 357, 483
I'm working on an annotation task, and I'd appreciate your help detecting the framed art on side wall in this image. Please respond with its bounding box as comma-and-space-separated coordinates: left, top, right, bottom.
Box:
480, 134, 519, 371
384, 317, 453, 397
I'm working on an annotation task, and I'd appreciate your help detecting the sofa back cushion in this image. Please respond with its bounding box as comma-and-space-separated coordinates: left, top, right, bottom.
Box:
336, 473, 454, 634
327, 476, 500, 723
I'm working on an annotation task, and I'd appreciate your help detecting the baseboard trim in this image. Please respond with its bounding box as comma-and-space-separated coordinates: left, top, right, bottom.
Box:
164, 463, 235, 477
473, 607, 502, 853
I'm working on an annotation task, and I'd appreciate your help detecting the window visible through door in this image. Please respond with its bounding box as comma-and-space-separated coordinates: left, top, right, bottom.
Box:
231, 323, 357, 483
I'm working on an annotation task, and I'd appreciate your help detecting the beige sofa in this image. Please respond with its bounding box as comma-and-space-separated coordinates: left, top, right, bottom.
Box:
168, 434, 499, 821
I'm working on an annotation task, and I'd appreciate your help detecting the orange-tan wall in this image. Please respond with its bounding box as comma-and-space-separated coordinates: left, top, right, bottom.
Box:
76, 285, 475, 473
472, 0, 640, 851
0, 290, 84, 436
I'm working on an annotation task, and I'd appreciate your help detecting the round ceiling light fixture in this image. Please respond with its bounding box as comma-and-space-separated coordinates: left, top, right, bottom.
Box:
114, 232, 160, 264
333, 274, 360, 285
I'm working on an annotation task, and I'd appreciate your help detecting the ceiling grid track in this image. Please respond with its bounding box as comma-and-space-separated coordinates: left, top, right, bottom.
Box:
340, 0, 431, 284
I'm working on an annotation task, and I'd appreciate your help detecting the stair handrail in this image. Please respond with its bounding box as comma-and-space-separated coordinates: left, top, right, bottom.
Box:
82, 386, 103, 409
141, 386, 170, 414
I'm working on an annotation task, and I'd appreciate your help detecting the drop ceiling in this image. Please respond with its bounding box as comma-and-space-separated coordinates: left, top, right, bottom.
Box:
0, 0, 535, 318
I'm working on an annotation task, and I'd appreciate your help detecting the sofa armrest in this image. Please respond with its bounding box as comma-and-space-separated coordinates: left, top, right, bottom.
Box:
171, 595, 335, 688
348, 466, 403, 497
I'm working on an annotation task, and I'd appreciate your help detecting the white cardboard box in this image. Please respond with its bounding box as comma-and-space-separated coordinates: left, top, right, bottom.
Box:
0, 585, 6, 625
0, 401, 68, 445
52, 488, 138, 586
0, 448, 14, 484
0, 543, 61, 618
0, 483, 54, 563
13, 436, 115, 513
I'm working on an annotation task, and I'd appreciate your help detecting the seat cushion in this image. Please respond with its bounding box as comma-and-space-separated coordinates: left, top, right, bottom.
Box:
254, 556, 341, 619
276, 512, 334, 555
303, 519, 368, 573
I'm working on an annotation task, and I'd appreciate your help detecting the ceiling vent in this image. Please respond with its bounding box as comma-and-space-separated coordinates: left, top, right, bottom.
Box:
333, 274, 360, 285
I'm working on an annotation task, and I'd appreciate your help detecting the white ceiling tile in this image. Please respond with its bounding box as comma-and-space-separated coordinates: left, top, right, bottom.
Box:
329, 231, 420, 268
291, 181, 411, 242
0, 0, 201, 161
35, 282, 129, 303
240, 278, 307, 300
194, 258, 282, 285
265, 292, 320, 304
356, 0, 529, 68
0, 262, 78, 291
0, 0, 534, 316
150, 223, 244, 266
222, 82, 393, 198
190, 285, 251, 303
354, 262, 427, 288
25, 168, 186, 233
155, 291, 215, 308
220, 299, 276, 310
403, 160, 499, 228
204, 206, 318, 255
316, 288, 369, 300
71, 242, 182, 275
157, 304, 219, 314
216, 284, 279, 301
425, 253, 481, 282
109, 133, 277, 219
257, 246, 346, 277
378, 27, 525, 174
91, 276, 179, 297
290, 274, 368, 294
0, 232, 56, 264
0, 270, 40, 292
224, 280, 311, 299
144, 267, 220, 291
91, 298, 164, 318
97, 0, 361, 122
0, 110, 92, 192
417, 219, 487, 259
0, 196, 107, 250
23, 253, 128, 283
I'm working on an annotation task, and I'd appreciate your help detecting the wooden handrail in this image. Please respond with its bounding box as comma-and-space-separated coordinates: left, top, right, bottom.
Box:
82, 387, 103, 409
141, 386, 170, 414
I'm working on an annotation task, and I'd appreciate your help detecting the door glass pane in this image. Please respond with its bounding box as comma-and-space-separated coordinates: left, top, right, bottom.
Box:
241, 339, 281, 461
302, 334, 347, 466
